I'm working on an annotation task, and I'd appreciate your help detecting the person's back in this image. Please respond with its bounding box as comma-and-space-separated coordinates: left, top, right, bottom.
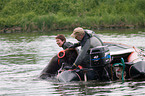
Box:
89, 34, 103, 48
84, 29, 103, 48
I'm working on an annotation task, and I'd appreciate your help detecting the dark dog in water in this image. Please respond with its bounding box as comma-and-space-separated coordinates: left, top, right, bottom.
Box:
39, 48, 78, 79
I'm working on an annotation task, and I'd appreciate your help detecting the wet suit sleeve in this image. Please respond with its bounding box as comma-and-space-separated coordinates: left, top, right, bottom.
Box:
73, 39, 90, 67
62, 42, 73, 49
69, 42, 80, 48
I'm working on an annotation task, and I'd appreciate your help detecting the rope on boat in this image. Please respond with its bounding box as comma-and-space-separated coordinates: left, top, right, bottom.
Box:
112, 58, 125, 83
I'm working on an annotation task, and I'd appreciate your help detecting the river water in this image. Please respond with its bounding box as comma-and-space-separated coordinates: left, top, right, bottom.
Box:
0, 29, 145, 96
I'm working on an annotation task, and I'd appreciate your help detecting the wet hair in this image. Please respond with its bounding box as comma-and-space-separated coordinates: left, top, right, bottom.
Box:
55, 34, 66, 42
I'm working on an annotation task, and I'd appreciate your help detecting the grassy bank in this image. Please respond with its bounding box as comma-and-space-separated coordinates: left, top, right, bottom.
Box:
0, 0, 145, 33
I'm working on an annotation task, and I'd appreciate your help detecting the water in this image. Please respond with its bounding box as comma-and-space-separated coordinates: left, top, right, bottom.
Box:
0, 29, 145, 96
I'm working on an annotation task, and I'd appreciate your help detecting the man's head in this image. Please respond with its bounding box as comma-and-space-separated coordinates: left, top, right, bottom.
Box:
55, 34, 66, 47
71, 27, 85, 41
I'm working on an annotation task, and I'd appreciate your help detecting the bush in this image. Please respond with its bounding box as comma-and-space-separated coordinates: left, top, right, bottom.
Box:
0, 0, 144, 32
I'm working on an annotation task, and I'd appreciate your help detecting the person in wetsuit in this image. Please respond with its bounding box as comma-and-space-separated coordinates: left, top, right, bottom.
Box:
55, 34, 73, 50
70, 27, 111, 81
70, 27, 103, 68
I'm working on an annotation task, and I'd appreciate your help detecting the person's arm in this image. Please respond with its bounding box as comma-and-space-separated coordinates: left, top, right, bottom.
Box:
72, 39, 90, 68
69, 42, 80, 48
62, 42, 73, 49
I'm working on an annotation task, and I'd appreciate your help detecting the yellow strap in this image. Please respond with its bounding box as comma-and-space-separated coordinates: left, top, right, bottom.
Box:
73, 63, 77, 67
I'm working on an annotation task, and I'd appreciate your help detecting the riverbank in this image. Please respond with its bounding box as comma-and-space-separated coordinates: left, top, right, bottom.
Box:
0, 24, 142, 33
0, 0, 144, 33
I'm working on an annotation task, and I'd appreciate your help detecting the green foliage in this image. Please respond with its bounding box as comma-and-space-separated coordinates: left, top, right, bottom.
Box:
0, 0, 11, 11
32, 14, 56, 30
0, 0, 144, 31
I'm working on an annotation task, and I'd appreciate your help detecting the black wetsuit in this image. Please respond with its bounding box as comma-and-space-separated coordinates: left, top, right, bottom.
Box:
73, 31, 103, 68
62, 42, 73, 50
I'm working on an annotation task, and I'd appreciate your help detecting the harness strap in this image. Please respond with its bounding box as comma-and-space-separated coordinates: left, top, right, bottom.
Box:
58, 58, 60, 65
78, 65, 83, 69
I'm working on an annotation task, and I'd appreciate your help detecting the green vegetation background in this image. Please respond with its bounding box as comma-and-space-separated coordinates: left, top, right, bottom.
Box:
0, 0, 145, 32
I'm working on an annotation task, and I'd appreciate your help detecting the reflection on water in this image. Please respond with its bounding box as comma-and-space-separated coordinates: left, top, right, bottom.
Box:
45, 80, 145, 95
0, 29, 145, 95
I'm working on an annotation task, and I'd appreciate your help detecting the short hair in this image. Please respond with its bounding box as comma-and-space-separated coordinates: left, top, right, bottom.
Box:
55, 34, 66, 42
71, 27, 85, 38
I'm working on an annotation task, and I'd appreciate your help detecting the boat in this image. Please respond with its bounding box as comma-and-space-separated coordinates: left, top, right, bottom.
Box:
56, 42, 145, 82
39, 30, 145, 82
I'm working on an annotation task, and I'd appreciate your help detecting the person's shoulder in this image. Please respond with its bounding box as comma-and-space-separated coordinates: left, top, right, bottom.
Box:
63, 42, 73, 49
65, 42, 73, 45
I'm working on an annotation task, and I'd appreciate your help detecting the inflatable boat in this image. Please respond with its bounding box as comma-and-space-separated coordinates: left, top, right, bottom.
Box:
57, 42, 145, 82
